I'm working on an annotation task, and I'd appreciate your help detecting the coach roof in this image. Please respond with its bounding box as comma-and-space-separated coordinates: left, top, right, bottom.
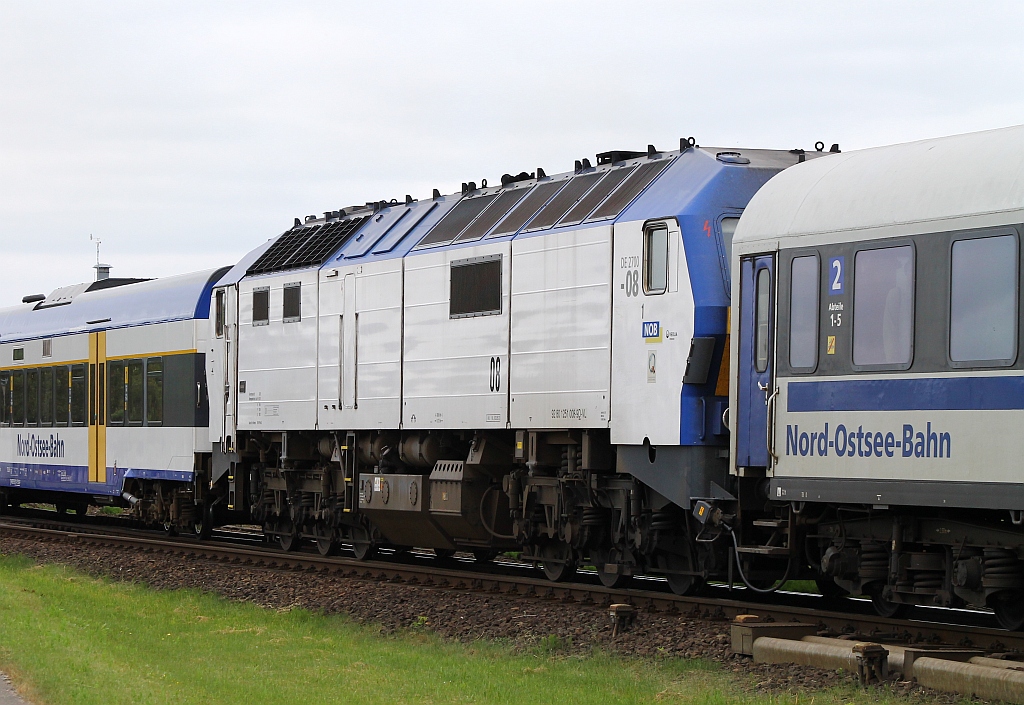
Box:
0, 267, 228, 344
734, 124, 1024, 248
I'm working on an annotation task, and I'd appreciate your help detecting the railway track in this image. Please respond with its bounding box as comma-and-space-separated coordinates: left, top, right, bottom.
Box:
0, 514, 1021, 654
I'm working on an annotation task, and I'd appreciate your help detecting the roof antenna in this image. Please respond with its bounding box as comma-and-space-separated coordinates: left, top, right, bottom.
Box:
90, 234, 111, 281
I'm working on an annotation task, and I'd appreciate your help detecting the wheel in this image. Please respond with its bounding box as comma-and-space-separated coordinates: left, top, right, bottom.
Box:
539, 541, 577, 582
278, 520, 299, 552
870, 589, 909, 619
55, 502, 70, 516
815, 576, 850, 599
594, 549, 630, 589
472, 549, 499, 563
991, 592, 1024, 631
313, 524, 338, 557
74, 501, 90, 518
350, 525, 377, 561
658, 551, 703, 596
434, 548, 456, 560
192, 501, 213, 540
163, 522, 178, 537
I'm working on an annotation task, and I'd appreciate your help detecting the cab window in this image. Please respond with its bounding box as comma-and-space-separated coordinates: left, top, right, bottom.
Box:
643, 224, 668, 295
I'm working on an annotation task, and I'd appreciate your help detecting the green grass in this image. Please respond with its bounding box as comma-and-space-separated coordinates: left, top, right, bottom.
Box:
0, 554, 917, 704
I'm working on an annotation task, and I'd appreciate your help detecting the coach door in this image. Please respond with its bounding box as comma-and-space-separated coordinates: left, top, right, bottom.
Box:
736, 255, 775, 469
88, 331, 108, 484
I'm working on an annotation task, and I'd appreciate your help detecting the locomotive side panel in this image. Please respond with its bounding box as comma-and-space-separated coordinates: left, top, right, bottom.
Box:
508, 225, 612, 429
317, 258, 404, 429
610, 217, 692, 446
236, 270, 319, 431
402, 242, 511, 430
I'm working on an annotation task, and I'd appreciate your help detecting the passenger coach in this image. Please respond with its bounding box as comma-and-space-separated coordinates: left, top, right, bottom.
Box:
728, 125, 1024, 629
0, 269, 226, 530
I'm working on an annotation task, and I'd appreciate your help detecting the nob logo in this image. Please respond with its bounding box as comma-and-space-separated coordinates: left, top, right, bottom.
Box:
642, 321, 661, 342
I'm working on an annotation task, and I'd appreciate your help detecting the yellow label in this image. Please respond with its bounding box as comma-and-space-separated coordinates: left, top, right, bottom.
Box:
827, 336, 836, 355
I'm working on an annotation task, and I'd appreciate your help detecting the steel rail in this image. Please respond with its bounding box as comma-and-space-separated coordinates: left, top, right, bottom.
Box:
0, 518, 1021, 653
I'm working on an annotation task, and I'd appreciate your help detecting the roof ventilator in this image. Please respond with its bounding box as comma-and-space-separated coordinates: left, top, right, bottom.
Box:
647, 144, 658, 158
500, 171, 534, 186
679, 136, 697, 152
789, 148, 806, 163
597, 150, 644, 165
432, 188, 442, 199
716, 152, 751, 165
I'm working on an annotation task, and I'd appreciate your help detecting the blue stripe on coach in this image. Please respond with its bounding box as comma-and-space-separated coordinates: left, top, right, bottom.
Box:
787, 376, 1024, 412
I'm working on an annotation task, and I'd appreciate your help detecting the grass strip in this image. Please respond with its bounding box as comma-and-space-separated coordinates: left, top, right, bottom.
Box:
0, 553, 914, 704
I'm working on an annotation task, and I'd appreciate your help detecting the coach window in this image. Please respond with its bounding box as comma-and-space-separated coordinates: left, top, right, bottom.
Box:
215, 290, 225, 337
146, 357, 163, 425
107, 361, 126, 425
755, 269, 771, 372
0, 373, 7, 426
950, 234, 1018, 364
55, 366, 69, 426
283, 283, 301, 322
643, 223, 669, 295
853, 245, 914, 367
789, 255, 819, 369
11, 372, 25, 426
70, 364, 87, 426
252, 287, 270, 326
450, 256, 502, 318
40, 367, 53, 426
25, 368, 39, 426
127, 359, 144, 425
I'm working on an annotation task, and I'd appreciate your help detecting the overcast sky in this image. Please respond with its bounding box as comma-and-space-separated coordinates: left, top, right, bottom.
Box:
1, 1, 1022, 306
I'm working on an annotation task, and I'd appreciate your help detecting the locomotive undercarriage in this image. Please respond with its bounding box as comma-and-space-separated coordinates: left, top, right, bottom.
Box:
217, 428, 723, 594
213, 429, 1024, 629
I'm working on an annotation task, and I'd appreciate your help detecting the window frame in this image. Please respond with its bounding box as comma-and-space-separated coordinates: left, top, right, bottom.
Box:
54, 366, 69, 427
449, 254, 503, 319
642, 222, 669, 296
0, 372, 7, 426
107, 360, 126, 426
215, 289, 225, 338
252, 286, 270, 326
127, 358, 145, 426
70, 364, 87, 426
39, 366, 54, 426
787, 253, 820, 373
146, 357, 163, 425
754, 267, 772, 373
282, 282, 301, 323
850, 241, 917, 372
947, 231, 1019, 368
